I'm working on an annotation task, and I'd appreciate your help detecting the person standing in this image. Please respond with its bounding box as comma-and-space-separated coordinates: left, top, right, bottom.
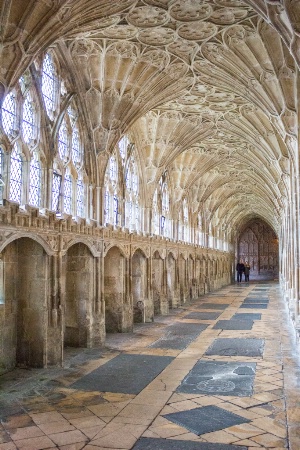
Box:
244, 261, 250, 282
236, 260, 245, 282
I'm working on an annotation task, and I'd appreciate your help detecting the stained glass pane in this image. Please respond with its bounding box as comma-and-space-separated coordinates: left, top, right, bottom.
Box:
2, 92, 16, 136
42, 53, 56, 116
58, 119, 69, 161
64, 173, 72, 214
22, 94, 35, 144
29, 157, 41, 207
76, 178, 84, 217
52, 172, 61, 211
9, 147, 22, 203
72, 125, 81, 166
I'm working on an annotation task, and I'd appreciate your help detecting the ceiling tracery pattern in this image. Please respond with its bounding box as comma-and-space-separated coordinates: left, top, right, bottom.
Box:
0, 0, 298, 236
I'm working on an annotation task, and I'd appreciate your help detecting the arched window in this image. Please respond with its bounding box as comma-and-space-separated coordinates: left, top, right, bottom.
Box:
9, 145, 22, 203
72, 124, 82, 167
0, 147, 4, 205
119, 134, 130, 164
29, 154, 41, 207
76, 175, 84, 217
161, 180, 170, 237
52, 171, 61, 212
2, 91, 17, 137
42, 53, 57, 117
104, 154, 119, 226
152, 189, 159, 235
58, 117, 69, 162
22, 91, 36, 144
125, 154, 140, 231
64, 172, 73, 215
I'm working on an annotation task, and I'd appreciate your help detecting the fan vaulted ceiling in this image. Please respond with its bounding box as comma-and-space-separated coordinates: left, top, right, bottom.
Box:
0, 0, 298, 236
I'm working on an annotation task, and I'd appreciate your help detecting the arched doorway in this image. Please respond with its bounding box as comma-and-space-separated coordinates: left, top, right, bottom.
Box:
1, 238, 48, 371
167, 253, 177, 308
238, 219, 279, 280
64, 243, 94, 348
178, 254, 187, 305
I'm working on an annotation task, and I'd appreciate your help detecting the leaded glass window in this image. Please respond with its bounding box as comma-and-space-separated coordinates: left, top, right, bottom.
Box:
104, 191, 110, 223
64, 173, 72, 214
9, 146, 22, 203
29, 155, 41, 207
2, 92, 16, 136
110, 156, 117, 183
0, 148, 4, 205
52, 172, 61, 212
72, 125, 81, 166
58, 118, 69, 161
113, 195, 118, 225
76, 177, 84, 217
42, 53, 56, 116
119, 135, 129, 163
22, 93, 36, 144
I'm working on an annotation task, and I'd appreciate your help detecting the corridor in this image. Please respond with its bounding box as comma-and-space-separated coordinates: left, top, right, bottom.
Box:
0, 282, 300, 450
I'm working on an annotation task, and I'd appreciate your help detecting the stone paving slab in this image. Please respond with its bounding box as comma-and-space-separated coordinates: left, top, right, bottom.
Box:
163, 405, 250, 435
71, 354, 174, 395
133, 437, 247, 449
205, 338, 265, 357
177, 361, 256, 397
150, 323, 208, 350
213, 320, 254, 330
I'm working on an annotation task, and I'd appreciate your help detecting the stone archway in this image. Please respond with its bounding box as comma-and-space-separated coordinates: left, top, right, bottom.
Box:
63, 243, 94, 348
152, 251, 168, 315
0, 238, 48, 372
104, 246, 130, 333
167, 253, 178, 309
178, 254, 187, 305
132, 249, 151, 323
238, 219, 279, 280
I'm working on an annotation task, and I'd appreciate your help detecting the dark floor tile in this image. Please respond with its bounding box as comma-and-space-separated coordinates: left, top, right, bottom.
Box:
205, 338, 264, 357
213, 320, 253, 330
196, 303, 229, 310
240, 303, 268, 309
163, 405, 250, 435
232, 313, 262, 320
177, 361, 256, 397
184, 312, 222, 320
133, 437, 247, 450
150, 323, 208, 350
71, 354, 174, 395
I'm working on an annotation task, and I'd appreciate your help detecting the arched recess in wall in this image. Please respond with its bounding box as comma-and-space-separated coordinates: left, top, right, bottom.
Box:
238, 219, 279, 280
132, 249, 151, 324
0, 238, 48, 371
152, 251, 167, 316
167, 252, 177, 309
104, 246, 131, 333
63, 243, 94, 348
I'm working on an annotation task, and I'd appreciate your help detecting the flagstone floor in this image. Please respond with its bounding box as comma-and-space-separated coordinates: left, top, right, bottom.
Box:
1, 282, 300, 450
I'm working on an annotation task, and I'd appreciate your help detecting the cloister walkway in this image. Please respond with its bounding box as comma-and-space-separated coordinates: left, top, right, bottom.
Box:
0, 282, 300, 450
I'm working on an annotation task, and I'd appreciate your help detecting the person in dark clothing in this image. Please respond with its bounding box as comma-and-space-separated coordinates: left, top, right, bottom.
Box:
244, 261, 250, 282
236, 260, 245, 282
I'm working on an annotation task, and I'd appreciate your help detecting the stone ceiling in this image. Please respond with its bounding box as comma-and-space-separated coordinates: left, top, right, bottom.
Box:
0, 0, 298, 235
